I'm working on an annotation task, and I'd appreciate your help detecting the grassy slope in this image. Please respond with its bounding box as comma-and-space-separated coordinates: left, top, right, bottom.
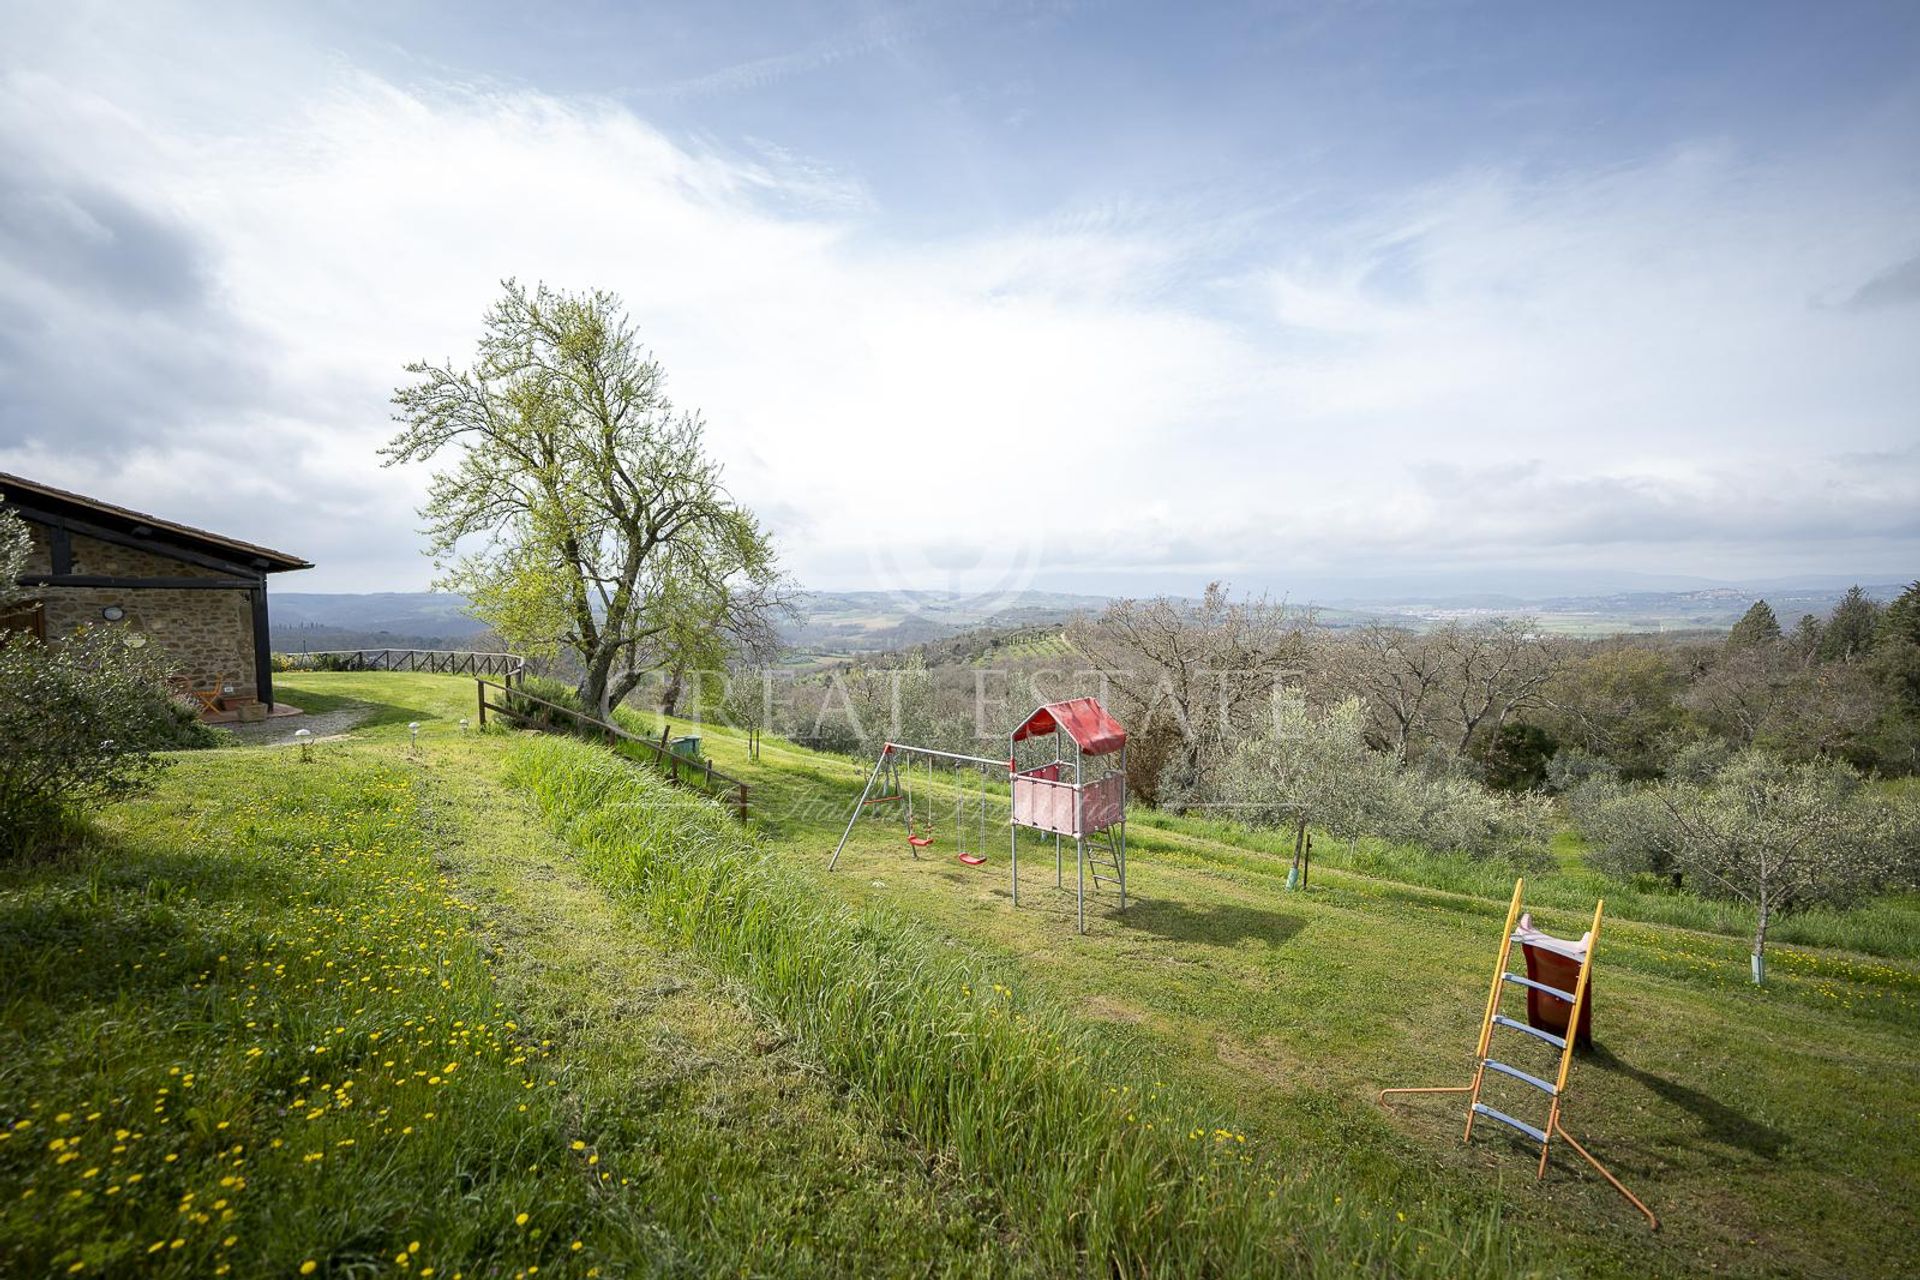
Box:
11, 670, 1910, 1277
0, 675, 1015, 1278
612, 697, 1920, 1280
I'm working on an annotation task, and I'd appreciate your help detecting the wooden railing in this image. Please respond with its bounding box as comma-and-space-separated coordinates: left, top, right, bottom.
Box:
278, 649, 528, 680
475, 677, 749, 823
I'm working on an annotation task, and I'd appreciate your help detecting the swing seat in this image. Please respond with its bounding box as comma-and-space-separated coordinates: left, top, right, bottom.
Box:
907, 835, 935, 849
955, 852, 987, 866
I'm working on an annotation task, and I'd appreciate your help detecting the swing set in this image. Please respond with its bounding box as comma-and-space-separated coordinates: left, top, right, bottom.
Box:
828, 698, 1131, 933
832, 741, 1002, 867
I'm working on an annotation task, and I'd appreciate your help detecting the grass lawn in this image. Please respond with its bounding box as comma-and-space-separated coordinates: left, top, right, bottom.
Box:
617, 693, 1920, 1280
0, 675, 1016, 1278
5, 670, 1914, 1277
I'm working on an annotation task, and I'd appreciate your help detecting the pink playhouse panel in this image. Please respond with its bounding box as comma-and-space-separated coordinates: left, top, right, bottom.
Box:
1080, 772, 1125, 833
1012, 772, 1076, 834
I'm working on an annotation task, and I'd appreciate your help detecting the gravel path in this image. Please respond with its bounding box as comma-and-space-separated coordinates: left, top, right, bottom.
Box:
223, 704, 372, 746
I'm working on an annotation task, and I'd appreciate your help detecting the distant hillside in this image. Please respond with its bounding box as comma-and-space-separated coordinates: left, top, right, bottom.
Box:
268, 580, 1912, 656
271, 592, 488, 652
786, 589, 1109, 652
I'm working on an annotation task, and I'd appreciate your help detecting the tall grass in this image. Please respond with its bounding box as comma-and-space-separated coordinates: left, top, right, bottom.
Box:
503, 735, 1539, 1278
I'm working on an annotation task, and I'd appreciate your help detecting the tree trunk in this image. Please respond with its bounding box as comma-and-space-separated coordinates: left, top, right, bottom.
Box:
1287, 815, 1307, 890
578, 644, 618, 720
1751, 894, 1771, 986
661, 668, 684, 718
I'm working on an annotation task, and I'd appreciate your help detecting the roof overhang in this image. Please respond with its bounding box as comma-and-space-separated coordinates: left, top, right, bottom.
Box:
0, 471, 313, 575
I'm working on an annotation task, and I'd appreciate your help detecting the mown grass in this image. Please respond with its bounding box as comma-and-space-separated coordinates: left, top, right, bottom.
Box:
503, 732, 1536, 1278
1138, 811, 1920, 961
1, 680, 1059, 1278
42, 671, 1907, 1278
614, 692, 1920, 1280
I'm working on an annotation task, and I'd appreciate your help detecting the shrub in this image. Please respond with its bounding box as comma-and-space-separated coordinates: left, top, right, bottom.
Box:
0, 627, 219, 856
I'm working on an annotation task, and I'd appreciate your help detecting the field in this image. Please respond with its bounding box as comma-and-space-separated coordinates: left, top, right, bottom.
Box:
4, 671, 1915, 1278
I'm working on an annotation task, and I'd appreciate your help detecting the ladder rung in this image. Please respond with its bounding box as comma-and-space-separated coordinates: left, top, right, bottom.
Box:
1483, 1058, 1558, 1095
1491, 1014, 1566, 1050
1504, 972, 1575, 1003
1471, 1103, 1547, 1145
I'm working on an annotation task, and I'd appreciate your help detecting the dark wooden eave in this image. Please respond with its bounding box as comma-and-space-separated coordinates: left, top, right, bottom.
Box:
0, 471, 313, 575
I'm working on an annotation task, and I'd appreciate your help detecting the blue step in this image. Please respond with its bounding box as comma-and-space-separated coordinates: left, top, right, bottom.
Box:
1503, 971, 1576, 1004
1483, 1058, 1559, 1095
1492, 1014, 1567, 1050
1472, 1103, 1547, 1145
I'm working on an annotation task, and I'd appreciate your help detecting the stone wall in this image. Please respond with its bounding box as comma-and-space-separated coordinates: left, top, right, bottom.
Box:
23, 525, 260, 698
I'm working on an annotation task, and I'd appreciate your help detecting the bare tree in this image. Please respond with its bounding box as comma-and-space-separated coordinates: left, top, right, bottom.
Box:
1336, 624, 1446, 762
1068, 583, 1309, 806
1434, 618, 1567, 755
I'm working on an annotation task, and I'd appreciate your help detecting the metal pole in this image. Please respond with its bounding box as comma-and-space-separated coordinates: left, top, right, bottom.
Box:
1009, 730, 1019, 905
829, 749, 889, 871
1075, 739, 1085, 933
885, 743, 1010, 769
1118, 741, 1128, 911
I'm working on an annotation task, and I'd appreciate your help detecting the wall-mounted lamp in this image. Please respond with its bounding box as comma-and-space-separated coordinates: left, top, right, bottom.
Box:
101, 606, 124, 621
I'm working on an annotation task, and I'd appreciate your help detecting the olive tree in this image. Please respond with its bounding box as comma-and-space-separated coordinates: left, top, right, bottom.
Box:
1594, 749, 1910, 983
385, 281, 789, 716
1224, 697, 1393, 887
0, 624, 218, 857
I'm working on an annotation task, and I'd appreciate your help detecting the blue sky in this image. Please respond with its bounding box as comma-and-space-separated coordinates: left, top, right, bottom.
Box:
2, 1, 1917, 597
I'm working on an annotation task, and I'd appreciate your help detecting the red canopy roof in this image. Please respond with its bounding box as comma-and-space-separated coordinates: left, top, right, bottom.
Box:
1011, 697, 1127, 756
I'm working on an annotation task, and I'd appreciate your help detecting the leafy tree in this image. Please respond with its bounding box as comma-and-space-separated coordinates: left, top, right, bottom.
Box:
0, 625, 217, 856
1594, 750, 1910, 983
1876, 580, 1920, 649
385, 281, 789, 715
1816, 585, 1881, 664
1382, 765, 1555, 868
1726, 599, 1782, 649
1, 502, 32, 611
1539, 643, 1684, 779
1569, 776, 1686, 886
1476, 721, 1557, 791
1787, 613, 1823, 667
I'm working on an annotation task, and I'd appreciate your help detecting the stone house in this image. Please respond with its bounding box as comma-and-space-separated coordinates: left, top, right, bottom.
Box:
1, 472, 312, 713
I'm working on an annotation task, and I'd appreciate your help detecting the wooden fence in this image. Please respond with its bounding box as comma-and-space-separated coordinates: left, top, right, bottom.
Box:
475, 677, 750, 822
279, 648, 528, 680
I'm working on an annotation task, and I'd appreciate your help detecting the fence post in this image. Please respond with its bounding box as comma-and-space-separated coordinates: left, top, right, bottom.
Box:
738, 782, 748, 823
477, 679, 487, 728
705, 758, 713, 793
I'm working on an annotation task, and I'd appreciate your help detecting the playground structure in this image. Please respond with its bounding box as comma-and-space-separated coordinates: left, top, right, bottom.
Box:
1377, 879, 1658, 1230
828, 697, 1130, 933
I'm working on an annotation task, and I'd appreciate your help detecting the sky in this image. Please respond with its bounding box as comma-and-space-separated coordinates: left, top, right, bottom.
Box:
1, 0, 1917, 599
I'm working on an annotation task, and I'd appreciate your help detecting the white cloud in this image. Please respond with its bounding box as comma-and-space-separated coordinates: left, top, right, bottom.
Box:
1, 6, 1916, 596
